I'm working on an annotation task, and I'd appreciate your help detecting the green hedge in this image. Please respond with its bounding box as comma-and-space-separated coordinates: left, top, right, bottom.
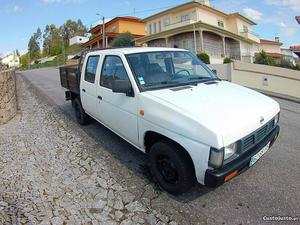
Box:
197, 53, 210, 64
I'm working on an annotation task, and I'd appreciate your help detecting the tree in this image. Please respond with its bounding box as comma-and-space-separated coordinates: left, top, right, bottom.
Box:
197, 53, 210, 64
112, 32, 134, 47
20, 54, 29, 67
28, 28, 42, 60
254, 50, 275, 65
43, 24, 63, 56
59, 19, 87, 46
223, 57, 233, 64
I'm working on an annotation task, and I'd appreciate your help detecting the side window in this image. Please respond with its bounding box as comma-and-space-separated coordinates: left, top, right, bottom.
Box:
85, 55, 100, 83
100, 56, 130, 89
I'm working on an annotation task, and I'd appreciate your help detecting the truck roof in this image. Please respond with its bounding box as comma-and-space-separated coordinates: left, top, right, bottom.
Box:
89, 47, 188, 55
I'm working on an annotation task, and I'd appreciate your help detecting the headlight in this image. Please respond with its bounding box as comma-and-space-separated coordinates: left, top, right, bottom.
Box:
274, 113, 280, 125
224, 142, 238, 160
209, 142, 238, 168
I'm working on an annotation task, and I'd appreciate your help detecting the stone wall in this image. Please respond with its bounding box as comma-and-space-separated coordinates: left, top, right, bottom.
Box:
0, 63, 8, 71
0, 70, 17, 124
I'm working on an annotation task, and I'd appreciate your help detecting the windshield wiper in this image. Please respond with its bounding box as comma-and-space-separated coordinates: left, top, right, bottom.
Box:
144, 81, 179, 87
188, 77, 212, 81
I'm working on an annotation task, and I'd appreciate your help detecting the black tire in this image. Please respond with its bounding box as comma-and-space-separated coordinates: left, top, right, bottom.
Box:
150, 140, 196, 195
73, 98, 90, 125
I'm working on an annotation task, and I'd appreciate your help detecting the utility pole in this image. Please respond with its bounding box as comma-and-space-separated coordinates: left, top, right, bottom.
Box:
97, 13, 106, 49
13, 50, 16, 68
102, 16, 105, 49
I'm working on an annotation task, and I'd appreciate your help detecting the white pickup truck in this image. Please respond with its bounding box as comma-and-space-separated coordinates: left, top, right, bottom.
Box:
60, 47, 280, 195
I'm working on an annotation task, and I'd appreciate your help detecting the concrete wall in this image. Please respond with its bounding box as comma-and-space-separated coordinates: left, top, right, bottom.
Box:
211, 61, 300, 102
0, 70, 17, 124
209, 62, 300, 102
209, 63, 232, 80
232, 61, 300, 102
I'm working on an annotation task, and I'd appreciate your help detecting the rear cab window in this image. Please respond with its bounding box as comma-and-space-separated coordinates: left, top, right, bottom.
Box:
84, 55, 100, 83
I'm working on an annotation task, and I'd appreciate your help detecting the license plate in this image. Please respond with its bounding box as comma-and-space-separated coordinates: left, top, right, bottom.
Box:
249, 142, 270, 167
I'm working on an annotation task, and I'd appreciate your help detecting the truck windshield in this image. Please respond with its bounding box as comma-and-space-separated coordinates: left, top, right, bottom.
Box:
126, 51, 218, 91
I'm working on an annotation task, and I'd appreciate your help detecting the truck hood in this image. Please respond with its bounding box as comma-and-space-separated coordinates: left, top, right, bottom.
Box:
146, 81, 280, 147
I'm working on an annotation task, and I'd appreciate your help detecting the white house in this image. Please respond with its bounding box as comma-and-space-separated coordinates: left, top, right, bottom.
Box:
1, 51, 20, 68
69, 36, 89, 46
281, 48, 298, 65
136, 0, 260, 64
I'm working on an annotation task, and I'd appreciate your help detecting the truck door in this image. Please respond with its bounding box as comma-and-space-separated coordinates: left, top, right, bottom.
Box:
96, 55, 139, 146
80, 55, 100, 118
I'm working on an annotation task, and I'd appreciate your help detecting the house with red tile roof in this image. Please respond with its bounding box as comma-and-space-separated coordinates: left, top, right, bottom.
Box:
81, 16, 146, 49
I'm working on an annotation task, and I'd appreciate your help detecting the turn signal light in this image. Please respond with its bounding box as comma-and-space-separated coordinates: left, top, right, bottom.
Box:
225, 170, 238, 182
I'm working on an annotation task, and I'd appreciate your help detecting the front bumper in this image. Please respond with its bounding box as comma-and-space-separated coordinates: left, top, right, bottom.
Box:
205, 125, 280, 187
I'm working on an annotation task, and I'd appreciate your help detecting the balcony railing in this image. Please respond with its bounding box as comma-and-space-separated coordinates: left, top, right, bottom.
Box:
239, 30, 260, 43
164, 19, 197, 30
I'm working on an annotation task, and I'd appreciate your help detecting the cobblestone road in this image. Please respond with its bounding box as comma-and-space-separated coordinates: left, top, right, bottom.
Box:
0, 76, 176, 225
1, 69, 299, 225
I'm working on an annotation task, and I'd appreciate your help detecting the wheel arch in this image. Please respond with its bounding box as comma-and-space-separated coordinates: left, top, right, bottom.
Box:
144, 131, 196, 177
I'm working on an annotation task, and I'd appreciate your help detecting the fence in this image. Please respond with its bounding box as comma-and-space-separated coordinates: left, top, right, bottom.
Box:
209, 61, 300, 102
0, 69, 17, 124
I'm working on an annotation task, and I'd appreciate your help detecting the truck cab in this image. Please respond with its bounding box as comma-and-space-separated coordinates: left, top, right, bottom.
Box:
60, 47, 280, 195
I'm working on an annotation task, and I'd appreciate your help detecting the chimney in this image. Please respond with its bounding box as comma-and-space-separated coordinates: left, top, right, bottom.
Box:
275, 36, 280, 42
195, 0, 210, 6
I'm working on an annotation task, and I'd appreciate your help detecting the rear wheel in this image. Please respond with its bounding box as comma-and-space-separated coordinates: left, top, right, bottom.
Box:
73, 98, 90, 125
150, 140, 196, 195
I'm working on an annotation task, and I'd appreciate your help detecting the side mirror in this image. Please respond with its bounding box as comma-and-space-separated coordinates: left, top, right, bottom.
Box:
112, 80, 134, 97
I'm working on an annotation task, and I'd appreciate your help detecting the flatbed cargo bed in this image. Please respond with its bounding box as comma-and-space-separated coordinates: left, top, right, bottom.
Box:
59, 65, 80, 95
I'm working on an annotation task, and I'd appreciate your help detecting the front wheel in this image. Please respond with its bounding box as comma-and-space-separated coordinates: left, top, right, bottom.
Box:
150, 141, 196, 195
73, 98, 90, 125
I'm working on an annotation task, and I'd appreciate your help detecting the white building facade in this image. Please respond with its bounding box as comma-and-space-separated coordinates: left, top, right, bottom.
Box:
1, 52, 20, 68
69, 36, 89, 46
137, 0, 260, 64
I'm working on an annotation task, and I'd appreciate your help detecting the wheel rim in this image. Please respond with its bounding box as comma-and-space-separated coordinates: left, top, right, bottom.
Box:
156, 155, 179, 185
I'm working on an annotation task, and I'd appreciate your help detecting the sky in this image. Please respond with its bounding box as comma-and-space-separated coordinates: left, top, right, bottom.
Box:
0, 0, 299, 56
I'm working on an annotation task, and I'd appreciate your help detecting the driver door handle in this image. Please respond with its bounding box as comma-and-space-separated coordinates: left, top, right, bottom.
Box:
82, 89, 86, 92
98, 96, 102, 100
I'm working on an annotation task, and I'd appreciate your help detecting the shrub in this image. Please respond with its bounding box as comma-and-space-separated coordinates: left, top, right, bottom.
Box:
294, 64, 300, 71
254, 50, 275, 66
112, 32, 134, 47
277, 58, 295, 70
223, 57, 233, 64
197, 53, 210, 64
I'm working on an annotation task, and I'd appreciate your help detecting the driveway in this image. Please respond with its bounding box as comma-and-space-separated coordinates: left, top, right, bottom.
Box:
18, 67, 300, 225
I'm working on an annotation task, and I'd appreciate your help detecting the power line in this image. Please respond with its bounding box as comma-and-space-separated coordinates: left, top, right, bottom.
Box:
83, 4, 178, 28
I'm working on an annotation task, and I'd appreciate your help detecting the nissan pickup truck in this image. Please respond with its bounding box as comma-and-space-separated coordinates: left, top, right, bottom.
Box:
60, 47, 280, 195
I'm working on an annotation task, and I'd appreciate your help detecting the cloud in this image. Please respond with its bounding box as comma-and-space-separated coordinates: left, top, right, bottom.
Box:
264, 0, 300, 13
13, 5, 22, 12
281, 27, 298, 39
0, 4, 22, 14
278, 21, 287, 27
243, 8, 263, 21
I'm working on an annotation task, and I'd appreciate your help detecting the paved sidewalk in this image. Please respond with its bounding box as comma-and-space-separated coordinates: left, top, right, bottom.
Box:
0, 76, 176, 225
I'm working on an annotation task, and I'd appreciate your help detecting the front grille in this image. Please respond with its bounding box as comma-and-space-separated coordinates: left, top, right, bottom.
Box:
243, 135, 255, 150
241, 118, 275, 152
257, 125, 268, 141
